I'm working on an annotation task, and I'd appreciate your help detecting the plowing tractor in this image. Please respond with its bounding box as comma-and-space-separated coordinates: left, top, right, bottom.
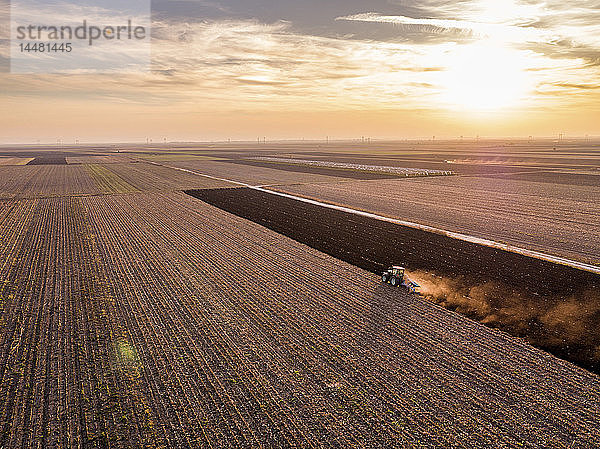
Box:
381, 266, 420, 293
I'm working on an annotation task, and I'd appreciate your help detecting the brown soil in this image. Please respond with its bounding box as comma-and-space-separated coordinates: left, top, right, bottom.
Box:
187, 187, 600, 373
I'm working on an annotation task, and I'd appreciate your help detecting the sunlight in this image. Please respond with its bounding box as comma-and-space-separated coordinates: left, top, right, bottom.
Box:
477, 0, 520, 23
440, 42, 533, 111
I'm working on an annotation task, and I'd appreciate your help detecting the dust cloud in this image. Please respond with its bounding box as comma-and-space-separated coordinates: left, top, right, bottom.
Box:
407, 270, 600, 370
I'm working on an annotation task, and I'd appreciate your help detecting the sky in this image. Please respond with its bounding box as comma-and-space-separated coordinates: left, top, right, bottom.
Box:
1, 0, 600, 143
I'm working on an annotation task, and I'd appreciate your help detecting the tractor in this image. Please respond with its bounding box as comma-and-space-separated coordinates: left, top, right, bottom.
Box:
381, 266, 420, 292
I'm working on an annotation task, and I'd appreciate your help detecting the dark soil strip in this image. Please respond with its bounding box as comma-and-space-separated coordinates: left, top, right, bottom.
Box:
186, 187, 600, 373
27, 157, 68, 165
223, 160, 408, 180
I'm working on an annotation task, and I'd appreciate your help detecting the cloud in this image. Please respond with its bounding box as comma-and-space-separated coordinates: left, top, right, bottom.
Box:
145, 19, 446, 108
338, 2, 600, 61
2, 1, 600, 114
335, 2, 600, 106
236, 76, 289, 86
554, 83, 600, 90
336, 12, 556, 45
337, 13, 489, 36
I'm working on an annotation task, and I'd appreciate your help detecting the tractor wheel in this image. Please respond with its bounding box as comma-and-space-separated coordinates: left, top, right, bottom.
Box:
382, 274, 389, 283
390, 277, 398, 287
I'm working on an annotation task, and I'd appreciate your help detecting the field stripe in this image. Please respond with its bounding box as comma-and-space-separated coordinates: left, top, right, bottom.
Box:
159, 162, 600, 276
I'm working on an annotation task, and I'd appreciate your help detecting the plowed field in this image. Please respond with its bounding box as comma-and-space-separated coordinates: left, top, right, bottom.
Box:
1, 141, 600, 448
2, 192, 599, 448
272, 176, 600, 267
188, 187, 600, 373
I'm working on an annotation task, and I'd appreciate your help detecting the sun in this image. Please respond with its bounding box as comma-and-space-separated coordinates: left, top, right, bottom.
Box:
440, 42, 533, 111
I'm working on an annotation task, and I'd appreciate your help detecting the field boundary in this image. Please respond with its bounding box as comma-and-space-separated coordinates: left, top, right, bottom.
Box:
156, 162, 600, 275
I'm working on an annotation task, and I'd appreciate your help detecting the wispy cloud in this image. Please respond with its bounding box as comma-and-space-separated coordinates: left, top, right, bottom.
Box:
553, 83, 600, 91
2, 0, 600, 131
338, 2, 600, 50
337, 13, 500, 38
335, 1, 600, 106
336, 12, 552, 46
148, 19, 439, 108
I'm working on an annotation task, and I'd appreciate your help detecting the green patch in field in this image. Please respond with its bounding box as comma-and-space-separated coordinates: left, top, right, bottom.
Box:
85, 164, 140, 194
116, 340, 140, 367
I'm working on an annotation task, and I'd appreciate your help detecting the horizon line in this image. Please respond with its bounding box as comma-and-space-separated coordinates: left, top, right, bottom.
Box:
1, 136, 600, 147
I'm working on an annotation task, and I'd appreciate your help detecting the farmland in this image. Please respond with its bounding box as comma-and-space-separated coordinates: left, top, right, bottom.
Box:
162, 140, 600, 265
0, 140, 599, 447
188, 186, 599, 372
272, 175, 600, 266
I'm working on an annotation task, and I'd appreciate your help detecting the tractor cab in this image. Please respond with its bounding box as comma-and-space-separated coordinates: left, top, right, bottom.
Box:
382, 266, 405, 286
381, 265, 421, 292
389, 266, 405, 278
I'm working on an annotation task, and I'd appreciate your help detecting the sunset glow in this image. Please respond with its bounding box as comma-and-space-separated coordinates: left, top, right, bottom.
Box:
1, 0, 599, 142
439, 42, 534, 111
